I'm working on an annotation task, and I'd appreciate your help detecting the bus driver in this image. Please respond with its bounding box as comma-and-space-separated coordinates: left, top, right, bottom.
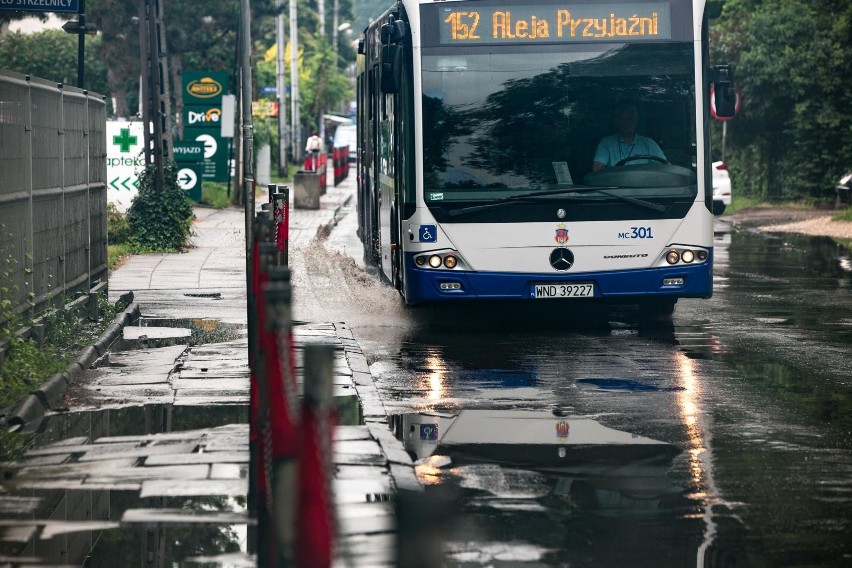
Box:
592, 104, 667, 170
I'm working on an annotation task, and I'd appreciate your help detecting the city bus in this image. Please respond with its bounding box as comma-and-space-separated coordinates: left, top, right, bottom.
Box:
355, 0, 735, 317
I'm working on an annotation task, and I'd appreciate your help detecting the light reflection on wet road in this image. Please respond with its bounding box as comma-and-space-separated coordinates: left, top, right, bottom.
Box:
326, 214, 852, 566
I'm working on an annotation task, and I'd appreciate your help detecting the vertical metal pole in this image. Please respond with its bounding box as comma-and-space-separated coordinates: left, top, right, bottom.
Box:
296, 343, 336, 567
138, 0, 151, 165
289, 0, 300, 162
146, 0, 165, 191
276, 0, 288, 175
77, 0, 86, 89
241, 0, 255, 267
332, 0, 338, 57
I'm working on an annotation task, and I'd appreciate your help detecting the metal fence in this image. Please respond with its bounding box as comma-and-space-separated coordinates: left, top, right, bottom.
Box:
0, 70, 107, 326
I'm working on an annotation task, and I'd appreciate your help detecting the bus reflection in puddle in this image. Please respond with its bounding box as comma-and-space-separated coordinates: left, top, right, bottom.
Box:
391, 409, 685, 514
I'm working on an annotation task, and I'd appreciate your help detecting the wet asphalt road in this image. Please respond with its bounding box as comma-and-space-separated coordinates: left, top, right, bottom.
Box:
306, 211, 852, 567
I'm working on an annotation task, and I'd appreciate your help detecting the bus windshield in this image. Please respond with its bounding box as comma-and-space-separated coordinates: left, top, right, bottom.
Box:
421, 42, 698, 205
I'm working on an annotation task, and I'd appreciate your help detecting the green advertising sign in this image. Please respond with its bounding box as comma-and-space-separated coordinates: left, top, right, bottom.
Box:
181, 71, 229, 105
185, 129, 229, 182
183, 105, 223, 130
173, 141, 205, 164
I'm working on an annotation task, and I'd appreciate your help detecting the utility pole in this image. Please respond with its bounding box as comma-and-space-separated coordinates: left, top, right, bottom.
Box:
138, 0, 173, 192
290, 0, 300, 162
332, 0, 338, 56
276, 0, 288, 175
240, 0, 255, 245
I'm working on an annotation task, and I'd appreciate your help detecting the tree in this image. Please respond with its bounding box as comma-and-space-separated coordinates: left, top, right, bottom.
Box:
0, 29, 108, 97
712, 0, 852, 202
301, 36, 351, 131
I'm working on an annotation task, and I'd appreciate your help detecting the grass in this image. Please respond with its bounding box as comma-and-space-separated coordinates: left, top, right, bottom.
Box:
831, 207, 852, 222
108, 243, 134, 272
0, 296, 120, 409
200, 182, 234, 209
725, 196, 765, 214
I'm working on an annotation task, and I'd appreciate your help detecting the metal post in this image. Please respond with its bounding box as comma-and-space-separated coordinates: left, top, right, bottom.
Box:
296, 343, 337, 567
241, 0, 255, 251
332, 0, 338, 57
276, 0, 288, 175
263, 271, 298, 566
289, 0, 300, 162
271, 185, 290, 266
77, 0, 86, 89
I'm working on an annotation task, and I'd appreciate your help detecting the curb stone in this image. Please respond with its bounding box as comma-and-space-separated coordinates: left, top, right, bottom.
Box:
4, 299, 141, 431
333, 322, 422, 494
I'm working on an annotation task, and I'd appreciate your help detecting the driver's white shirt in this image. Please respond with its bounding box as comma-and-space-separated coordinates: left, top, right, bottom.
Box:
593, 133, 666, 168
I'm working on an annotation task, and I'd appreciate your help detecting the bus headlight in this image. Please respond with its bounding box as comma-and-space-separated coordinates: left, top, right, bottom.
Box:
696, 250, 708, 261
415, 256, 426, 266
681, 250, 695, 263
443, 255, 458, 269
428, 255, 442, 268
666, 250, 680, 264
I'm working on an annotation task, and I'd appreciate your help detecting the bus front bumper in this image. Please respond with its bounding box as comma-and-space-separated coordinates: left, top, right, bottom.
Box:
402, 254, 713, 305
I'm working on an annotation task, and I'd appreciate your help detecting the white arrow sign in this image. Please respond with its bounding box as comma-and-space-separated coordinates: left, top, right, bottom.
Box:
177, 168, 198, 190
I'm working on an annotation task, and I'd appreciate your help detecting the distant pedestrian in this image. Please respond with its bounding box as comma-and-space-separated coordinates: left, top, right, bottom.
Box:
305, 131, 322, 171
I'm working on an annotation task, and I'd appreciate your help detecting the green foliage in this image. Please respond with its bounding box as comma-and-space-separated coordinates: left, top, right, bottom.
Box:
107, 202, 132, 245
711, 0, 852, 202
107, 244, 133, 273
126, 162, 194, 252
0, 29, 109, 102
200, 182, 233, 209
832, 207, 852, 222
302, 38, 353, 130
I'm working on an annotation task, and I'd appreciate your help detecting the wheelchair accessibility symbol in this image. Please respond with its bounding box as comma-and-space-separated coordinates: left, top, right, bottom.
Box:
420, 423, 438, 441
419, 225, 437, 243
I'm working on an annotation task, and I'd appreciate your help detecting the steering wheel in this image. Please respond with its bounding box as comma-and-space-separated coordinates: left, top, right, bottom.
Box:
615, 155, 668, 167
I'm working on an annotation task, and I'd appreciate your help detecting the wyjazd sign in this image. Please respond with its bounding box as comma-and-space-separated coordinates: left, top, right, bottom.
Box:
0, 0, 80, 13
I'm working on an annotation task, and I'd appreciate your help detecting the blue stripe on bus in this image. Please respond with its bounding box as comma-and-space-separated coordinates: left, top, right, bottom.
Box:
402, 252, 713, 304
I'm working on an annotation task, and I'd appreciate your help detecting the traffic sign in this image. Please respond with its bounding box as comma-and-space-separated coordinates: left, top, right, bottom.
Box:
187, 130, 229, 182
177, 165, 203, 202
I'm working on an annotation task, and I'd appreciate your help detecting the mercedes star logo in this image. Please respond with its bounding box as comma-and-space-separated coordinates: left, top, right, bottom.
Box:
549, 247, 574, 271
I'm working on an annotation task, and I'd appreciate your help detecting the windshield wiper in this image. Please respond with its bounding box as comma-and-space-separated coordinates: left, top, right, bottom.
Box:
446, 185, 666, 218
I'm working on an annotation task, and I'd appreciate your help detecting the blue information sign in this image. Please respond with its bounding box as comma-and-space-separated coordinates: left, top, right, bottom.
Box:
0, 0, 80, 13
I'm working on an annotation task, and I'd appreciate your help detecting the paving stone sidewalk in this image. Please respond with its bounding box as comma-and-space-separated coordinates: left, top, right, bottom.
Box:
0, 176, 417, 566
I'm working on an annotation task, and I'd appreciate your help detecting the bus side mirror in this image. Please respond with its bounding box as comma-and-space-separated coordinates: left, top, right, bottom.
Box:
381, 44, 402, 93
713, 64, 737, 118
380, 18, 407, 45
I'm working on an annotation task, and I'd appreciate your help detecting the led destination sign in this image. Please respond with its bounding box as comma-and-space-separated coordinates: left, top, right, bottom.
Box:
439, 3, 671, 44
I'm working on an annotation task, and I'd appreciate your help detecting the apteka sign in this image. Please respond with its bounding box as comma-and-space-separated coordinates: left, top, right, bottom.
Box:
0, 0, 80, 14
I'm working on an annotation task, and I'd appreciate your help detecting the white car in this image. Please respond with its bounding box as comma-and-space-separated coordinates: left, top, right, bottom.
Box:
712, 161, 732, 215
333, 124, 357, 163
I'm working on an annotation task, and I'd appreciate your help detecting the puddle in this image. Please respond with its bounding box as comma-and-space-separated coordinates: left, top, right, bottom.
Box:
112, 317, 246, 350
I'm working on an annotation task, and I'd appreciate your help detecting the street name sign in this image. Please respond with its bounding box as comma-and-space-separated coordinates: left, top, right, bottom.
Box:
0, 0, 80, 13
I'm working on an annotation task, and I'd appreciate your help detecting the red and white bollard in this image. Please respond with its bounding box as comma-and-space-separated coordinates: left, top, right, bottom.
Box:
296, 343, 338, 568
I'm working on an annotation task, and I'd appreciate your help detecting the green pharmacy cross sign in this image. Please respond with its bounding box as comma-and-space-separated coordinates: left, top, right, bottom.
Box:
0, 0, 80, 13
112, 128, 138, 153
